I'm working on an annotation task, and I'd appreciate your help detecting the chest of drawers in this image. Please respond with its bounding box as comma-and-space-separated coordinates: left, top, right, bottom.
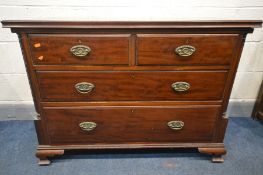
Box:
2, 20, 261, 165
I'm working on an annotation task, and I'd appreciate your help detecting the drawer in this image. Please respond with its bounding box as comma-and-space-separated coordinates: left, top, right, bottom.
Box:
29, 34, 130, 65
45, 106, 220, 144
37, 71, 227, 102
137, 34, 239, 65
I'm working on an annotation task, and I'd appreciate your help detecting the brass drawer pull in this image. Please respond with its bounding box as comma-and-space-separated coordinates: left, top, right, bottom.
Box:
167, 121, 184, 130
70, 45, 91, 57
79, 122, 97, 132
171, 82, 190, 92
175, 45, 196, 57
75, 82, 95, 94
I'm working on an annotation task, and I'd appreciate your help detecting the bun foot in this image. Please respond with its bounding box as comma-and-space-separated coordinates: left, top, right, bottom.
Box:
198, 147, 226, 163
36, 149, 64, 166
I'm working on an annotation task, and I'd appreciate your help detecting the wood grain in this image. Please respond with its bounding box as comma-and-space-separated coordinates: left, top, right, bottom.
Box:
29, 34, 130, 65
137, 34, 239, 65
2, 20, 261, 164
2, 20, 262, 29
38, 142, 225, 150
37, 71, 228, 102
18, 33, 49, 145
44, 106, 220, 144
33, 65, 231, 71
35, 149, 64, 165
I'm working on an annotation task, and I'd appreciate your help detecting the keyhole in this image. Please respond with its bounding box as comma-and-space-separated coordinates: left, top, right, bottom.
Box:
130, 74, 135, 79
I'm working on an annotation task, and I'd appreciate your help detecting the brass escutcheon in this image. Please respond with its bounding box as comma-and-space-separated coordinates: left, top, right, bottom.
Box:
79, 122, 97, 132
171, 82, 190, 92
75, 82, 95, 94
167, 121, 184, 130
70, 45, 91, 57
175, 45, 196, 57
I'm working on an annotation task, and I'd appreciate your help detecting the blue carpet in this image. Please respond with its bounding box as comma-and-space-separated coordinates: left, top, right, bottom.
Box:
0, 117, 263, 175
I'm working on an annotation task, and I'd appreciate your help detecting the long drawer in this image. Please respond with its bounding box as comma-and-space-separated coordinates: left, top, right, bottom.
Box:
29, 34, 130, 65
37, 71, 228, 102
44, 105, 220, 144
137, 34, 239, 65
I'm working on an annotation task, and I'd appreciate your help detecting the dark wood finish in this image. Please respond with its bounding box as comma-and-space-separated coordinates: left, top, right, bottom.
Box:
252, 81, 263, 120
137, 34, 239, 65
221, 35, 245, 113
37, 71, 228, 102
129, 34, 136, 66
35, 149, 64, 165
44, 106, 220, 144
18, 33, 49, 144
3, 21, 261, 36
38, 142, 224, 149
2, 20, 262, 29
198, 147, 227, 163
29, 34, 130, 65
213, 113, 229, 142
34, 65, 231, 71
42, 101, 223, 107
2, 20, 261, 165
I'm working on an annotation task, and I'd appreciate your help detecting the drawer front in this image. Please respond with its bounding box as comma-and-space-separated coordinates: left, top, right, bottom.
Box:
45, 106, 220, 144
29, 34, 130, 65
137, 34, 239, 65
37, 71, 228, 102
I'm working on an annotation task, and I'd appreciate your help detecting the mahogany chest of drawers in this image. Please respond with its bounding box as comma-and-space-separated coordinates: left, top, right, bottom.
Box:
2, 20, 261, 165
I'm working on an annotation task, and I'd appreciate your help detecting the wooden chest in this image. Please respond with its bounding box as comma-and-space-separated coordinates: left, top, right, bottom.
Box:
2, 20, 261, 165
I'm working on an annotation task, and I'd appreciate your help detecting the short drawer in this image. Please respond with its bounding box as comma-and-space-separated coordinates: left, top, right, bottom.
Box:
37, 71, 227, 102
29, 34, 130, 65
137, 34, 239, 65
45, 106, 220, 144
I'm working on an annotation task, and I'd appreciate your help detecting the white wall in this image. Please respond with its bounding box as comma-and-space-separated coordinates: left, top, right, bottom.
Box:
0, 0, 262, 119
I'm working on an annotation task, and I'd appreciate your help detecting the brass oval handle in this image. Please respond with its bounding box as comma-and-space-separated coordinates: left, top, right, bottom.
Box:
175, 45, 196, 57
70, 45, 91, 57
167, 121, 184, 130
79, 122, 97, 132
171, 82, 190, 92
75, 82, 95, 94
